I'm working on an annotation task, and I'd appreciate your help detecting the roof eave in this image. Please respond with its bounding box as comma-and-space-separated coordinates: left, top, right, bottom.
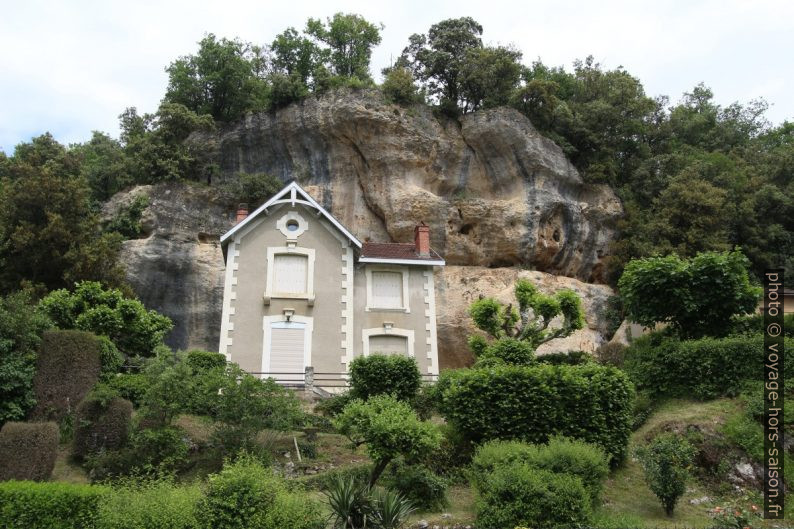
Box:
358, 257, 446, 266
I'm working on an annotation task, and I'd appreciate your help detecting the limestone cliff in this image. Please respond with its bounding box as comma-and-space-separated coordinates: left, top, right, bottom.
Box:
108, 89, 623, 357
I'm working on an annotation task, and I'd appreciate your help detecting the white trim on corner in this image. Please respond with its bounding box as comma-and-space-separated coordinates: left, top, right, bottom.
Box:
218, 238, 241, 360
340, 243, 355, 371
261, 314, 313, 380
359, 257, 446, 266
365, 265, 411, 313
221, 181, 362, 248
362, 327, 415, 358
264, 246, 316, 304
423, 269, 440, 377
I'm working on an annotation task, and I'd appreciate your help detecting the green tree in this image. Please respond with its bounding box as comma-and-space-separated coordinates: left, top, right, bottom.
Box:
270, 27, 325, 88
459, 45, 522, 111
335, 395, 440, 487
38, 281, 173, 357
381, 66, 422, 105
617, 250, 761, 338
164, 34, 270, 121
401, 17, 484, 112
467, 278, 585, 353
0, 291, 52, 424
636, 434, 695, 516
305, 13, 382, 80
72, 131, 131, 202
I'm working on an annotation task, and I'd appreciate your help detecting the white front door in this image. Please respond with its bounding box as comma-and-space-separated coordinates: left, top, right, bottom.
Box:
267, 321, 306, 383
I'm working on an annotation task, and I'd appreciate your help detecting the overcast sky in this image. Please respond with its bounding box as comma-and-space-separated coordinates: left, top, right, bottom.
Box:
1, 0, 792, 154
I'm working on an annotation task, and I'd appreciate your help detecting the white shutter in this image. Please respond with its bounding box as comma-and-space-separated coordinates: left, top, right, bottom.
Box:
369, 335, 409, 356
274, 254, 308, 294
372, 271, 403, 308
269, 323, 305, 382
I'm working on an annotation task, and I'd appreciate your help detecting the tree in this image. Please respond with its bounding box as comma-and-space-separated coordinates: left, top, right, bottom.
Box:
467, 278, 585, 354
38, 281, 173, 357
164, 34, 270, 122
381, 66, 422, 105
636, 434, 695, 516
617, 250, 761, 338
72, 131, 131, 202
305, 13, 382, 81
335, 395, 440, 487
270, 27, 325, 88
459, 45, 522, 112
0, 135, 127, 293
401, 17, 483, 112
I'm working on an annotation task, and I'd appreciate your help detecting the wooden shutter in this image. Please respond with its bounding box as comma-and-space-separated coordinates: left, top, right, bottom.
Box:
269, 322, 305, 382
274, 254, 308, 294
372, 271, 403, 308
369, 334, 408, 355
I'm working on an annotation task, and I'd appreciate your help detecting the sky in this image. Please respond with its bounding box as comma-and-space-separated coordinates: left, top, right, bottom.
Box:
1, 0, 793, 154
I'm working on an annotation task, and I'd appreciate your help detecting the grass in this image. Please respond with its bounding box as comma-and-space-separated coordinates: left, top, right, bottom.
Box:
50, 445, 88, 484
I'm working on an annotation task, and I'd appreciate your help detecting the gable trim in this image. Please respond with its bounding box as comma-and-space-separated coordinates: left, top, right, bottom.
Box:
221, 181, 362, 249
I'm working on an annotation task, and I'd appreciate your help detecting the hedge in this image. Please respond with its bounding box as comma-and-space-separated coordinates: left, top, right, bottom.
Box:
106, 373, 148, 407
73, 397, 132, 459
624, 334, 792, 399
349, 354, 421, 402
186, 350, 226, 371
0, 422, 59, 481
437, 363, 634, 464
31, 330, 101, 421
96, 480, 201, 529
0, 480, 107, 529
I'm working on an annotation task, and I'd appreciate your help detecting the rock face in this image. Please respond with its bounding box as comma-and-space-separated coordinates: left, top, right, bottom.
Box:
191, 89, 622, 283
111, 91, 624, 355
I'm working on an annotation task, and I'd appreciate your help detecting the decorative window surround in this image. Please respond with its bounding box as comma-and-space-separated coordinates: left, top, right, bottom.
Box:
264, 246, 316, 305
365, 265, 410, 313
362, 327, 415, 358
262, 314, 313, 379
276, 211, 308, 239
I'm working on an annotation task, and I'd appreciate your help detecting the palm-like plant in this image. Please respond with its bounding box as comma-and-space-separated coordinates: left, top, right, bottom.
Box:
324, 476, 372, 529
370, 488, 416, 529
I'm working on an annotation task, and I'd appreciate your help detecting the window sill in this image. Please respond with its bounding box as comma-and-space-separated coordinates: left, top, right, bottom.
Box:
365, 306, 410, 314
264, 293, 315, 306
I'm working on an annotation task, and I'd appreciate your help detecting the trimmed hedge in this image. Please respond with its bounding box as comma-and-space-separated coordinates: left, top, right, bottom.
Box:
73, 397, 132, 459
0, 480, 107, 529
31, 330, 101, 421
438, 363, 634, 464
106, 373, 148, 407
536, 350, 592, 365
624, 334, 792, 399
96, 480, 201, 529
349, 354, 421, 402
186, 350, 226, 371
0, 421, 59, 481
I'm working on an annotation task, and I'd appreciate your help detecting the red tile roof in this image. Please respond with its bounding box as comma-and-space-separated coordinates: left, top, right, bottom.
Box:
360, 242, 444, 262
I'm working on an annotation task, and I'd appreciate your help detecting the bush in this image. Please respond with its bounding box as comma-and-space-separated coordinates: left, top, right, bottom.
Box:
313, 392, 353, 417
302, 463, 372, 491
382, 66, 422, 105
73, 395, 132, 459
96, 479, 201, 529
536, 350, 591, 365
186, 350, 226, 371
437, 363, 634, 464
623, 333, 791, 399
85, 426, 189, 480
31, 330, 102, 422
479, 338, 534, 365
383, 461, 447, 511
0, 421, 59, 481
475, 464, 591, 529
97, 335, 124, 379
595, 342, 627, 367
197, 455, 323, 529
0, 480, 107, 529
635, 433, 695, 516
106, 373, 148, 407
470, 437, 608, 504
349, 354, 421, 402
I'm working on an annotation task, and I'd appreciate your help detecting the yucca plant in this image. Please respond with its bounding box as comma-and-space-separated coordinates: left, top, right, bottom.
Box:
369, 488, 416, 529
324, 476, 372, 529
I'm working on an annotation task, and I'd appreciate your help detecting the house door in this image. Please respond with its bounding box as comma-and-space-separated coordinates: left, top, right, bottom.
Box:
267, 321, 306, 384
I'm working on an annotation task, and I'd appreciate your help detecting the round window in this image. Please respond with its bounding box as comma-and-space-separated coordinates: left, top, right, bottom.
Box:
286, 219, 300, 232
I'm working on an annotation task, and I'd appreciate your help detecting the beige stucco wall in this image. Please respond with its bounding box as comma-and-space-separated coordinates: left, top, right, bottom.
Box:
224, 204, 347, 375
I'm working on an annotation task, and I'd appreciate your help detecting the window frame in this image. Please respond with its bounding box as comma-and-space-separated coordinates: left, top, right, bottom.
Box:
365, 265, 410, 313
264, 246, 316, 304
362, 327, 415, 358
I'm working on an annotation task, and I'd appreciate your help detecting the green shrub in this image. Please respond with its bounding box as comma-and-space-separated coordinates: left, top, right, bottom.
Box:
410, 383, 437, 420
0, 421, 59, 481
623, 333, 791, 399
103, 195, 149, 239
0, 480, 107, 529
383, 461, 447, 511
479, 338, 534, 365
382, 66, 422, 105
97, 336, 124, 379
631, 390, 655, 430
85, 426, 189, 480
186, 350, 226, 371
437, 363, 634, 464
536, 350, 591, 365
106, 373, 148, 407
595, 342, 627, 367
96, 479, 201, 529
302, 463, 372, 491
197, 455, 322, 529
635, 433, 695, 516
471, 356, 506, 369
470, 437, 608, 504
313, 392, 353, 417
73, 396, 132, 459
31, 330, 102, 422
475, 464, 591, 529
349, 354, 421, 402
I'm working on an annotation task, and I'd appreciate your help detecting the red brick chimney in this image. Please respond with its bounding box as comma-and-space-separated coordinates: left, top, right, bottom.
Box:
414, 223, 430, 257
236, 203, 249, 224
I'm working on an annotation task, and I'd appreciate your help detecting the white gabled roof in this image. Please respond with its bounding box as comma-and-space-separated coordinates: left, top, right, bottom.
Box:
220, 181, 362, 249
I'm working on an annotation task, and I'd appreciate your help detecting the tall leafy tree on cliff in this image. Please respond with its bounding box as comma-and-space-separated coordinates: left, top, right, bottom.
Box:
271, 27, 326, 87
305, 13, 382, 81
